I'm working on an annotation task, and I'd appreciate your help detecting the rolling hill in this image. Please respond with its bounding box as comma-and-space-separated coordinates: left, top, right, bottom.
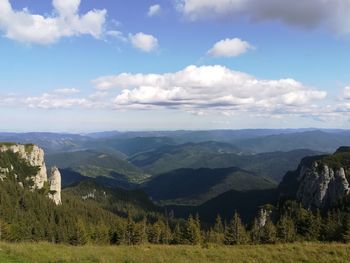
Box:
46, 150, 150, 188
143, 167, 276, 205
130, 143, 320, 182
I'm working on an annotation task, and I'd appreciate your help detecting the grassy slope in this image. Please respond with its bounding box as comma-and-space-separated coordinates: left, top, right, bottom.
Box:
0, 242, 350, 263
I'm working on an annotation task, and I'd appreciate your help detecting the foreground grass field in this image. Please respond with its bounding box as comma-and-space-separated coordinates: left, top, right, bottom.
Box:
0, 242, 350, 263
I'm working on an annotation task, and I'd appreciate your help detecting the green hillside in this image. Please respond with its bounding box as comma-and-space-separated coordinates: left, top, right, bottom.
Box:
46, 150, 150, 187
130, 143, 319, 182
63, 180, 161, 219
130, 141, 243, 173
144, 167, 276, 205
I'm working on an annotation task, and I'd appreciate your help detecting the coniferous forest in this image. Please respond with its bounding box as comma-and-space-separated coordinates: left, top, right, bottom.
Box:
1, 149, 350, 248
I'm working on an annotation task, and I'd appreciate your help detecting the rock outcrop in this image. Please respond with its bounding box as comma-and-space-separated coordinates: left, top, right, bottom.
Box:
296, 164, 349, 209
0, 144, 47, 189
279, 147, 350, 209
49, 167, 62, 205
0, 143, 61, 205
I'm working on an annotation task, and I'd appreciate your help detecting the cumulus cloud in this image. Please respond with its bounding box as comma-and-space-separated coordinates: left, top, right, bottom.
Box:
148, 4, 161, 17
129, 32, 159, 52
208, 38, 253, 57
0, 0, 107, 44
92, 65, 327, 115
340, 86, 350, 100
176, 0, 350, 35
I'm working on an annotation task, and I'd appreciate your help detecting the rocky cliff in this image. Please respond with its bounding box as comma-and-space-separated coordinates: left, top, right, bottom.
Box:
49, 167, 62, 205
0, 143, 47, 188
0, 143, 61, 205
279, 147, 350, 209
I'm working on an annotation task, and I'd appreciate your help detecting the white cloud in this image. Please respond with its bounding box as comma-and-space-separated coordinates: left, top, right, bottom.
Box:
106, 30, 128, 42
177, 0, 350, 35
148, 4, 161, 17
93, 65, 327, 115
54, 88, 80, 95
340, 86, 350, 100
129, 32, 159, 52
208, 38, 253, 57
25, 93, 87, 109
0, 0, 107, 44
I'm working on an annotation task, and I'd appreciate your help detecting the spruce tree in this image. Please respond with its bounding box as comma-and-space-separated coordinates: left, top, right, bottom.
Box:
224, 212, 248, 245
209, 214, 225, 244
171, 223, 183, 244
69, 219, 88, 246
277, 215, 296, 243
250, 218, 262, 244
261, 218, 276, 244
342, 214, 350, 243
214, 214, 224, 233
184, 215, 202, 245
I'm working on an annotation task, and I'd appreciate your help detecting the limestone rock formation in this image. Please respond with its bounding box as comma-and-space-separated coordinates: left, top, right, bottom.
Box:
0, 144, 47, 189
296, 163, 349, 209
0, 143, 62, 205
279, 147, 350, 210
49, 167, 62, 205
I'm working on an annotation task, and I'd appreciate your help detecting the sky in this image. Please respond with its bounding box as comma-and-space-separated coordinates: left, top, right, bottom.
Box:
1, 0, 350, 132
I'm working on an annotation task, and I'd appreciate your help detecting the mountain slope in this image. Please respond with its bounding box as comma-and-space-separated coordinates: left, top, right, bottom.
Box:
167, 188, 278, 224
63, 180, 161, 218
143, 167, 275, 205
130, 141, 244, 173
46, 150, 150, 187
131, 143, 319, 182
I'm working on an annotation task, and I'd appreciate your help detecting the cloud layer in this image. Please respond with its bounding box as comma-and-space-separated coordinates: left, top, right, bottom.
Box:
208, 38, 253, 57
0, 0, 106, 44
177, 0, 350, 35
93, 65, 327, 115
4, 65, 348, 124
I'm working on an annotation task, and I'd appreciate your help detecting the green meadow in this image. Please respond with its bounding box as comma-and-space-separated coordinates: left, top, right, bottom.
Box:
0, 242, 350, 263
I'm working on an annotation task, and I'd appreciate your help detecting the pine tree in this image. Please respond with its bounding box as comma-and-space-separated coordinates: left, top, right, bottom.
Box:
0, 218, 8, 241
208, 214, 225, 244
171, 223, 183, 244
184, 215, 202, 245
148, 221, 162, 244
250, 218, 262, 244
159, 220, 171, 244
224, 212, 248, 245
277, 215, 296, 243
93, 221, 109, 244
214, 214, 224, 234
125, 216, 135, 245
342, 213, 350, 243
69, 219, 88, 246
261, 218, 276, 244
309, 210, 322, 241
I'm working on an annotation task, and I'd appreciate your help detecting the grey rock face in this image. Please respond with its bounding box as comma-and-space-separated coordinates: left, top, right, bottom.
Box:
0, 144, 47, 189
296, 162, 350, 209
48, 167, 62, 205
257, 208, 271, 227
0, 144, 62, 205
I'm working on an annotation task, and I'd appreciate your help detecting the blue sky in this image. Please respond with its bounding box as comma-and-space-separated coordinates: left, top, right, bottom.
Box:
1, 0, 350, 132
